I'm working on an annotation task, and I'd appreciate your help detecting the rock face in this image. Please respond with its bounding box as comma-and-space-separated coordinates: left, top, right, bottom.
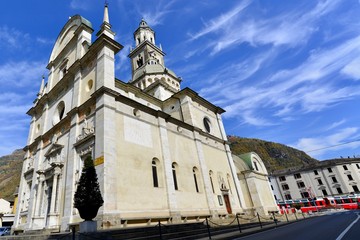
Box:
0, 149, 25, 201
228, 136, 318, 171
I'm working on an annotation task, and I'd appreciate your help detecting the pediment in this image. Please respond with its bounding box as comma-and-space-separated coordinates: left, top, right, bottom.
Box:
44, 143, 64, 158
48, 15, 93, 64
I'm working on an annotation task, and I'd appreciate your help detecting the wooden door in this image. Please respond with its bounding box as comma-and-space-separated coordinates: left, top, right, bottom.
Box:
223, 194, 232, 214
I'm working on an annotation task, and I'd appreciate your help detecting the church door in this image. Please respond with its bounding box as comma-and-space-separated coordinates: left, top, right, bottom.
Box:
223, 194, 232, 214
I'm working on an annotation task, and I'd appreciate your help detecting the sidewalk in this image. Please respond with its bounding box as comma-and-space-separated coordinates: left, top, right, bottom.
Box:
197, 210, 333, 240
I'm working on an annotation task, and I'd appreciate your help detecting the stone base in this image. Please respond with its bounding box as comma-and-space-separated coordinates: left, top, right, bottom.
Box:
80, 221, 97, 233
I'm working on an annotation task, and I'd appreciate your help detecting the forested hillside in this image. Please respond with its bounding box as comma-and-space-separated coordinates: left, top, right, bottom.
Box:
228, 136, 318, 171
0, 149, 24, 201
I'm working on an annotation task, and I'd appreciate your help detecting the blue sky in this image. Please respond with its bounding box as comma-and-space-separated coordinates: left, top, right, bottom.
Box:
1, 0, 360, 160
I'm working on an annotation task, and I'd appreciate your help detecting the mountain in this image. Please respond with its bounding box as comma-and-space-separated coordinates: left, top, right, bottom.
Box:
228, 136, 318, 172
0, 149, 25, 201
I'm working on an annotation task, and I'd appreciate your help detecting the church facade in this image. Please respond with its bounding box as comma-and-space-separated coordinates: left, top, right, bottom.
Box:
13, 6, 276, 233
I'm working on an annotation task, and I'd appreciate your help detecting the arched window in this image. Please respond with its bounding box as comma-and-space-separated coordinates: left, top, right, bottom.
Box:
253, 161, 259, 171
193, 167, 199, 193
52, 101, 65, 126
172, 163, 178, 190
203, 117, 211, 133
152, 160, 158, 188
209, 170, 215, 193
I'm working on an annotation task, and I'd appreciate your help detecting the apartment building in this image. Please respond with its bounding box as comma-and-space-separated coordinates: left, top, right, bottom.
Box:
269, 157, 360, 201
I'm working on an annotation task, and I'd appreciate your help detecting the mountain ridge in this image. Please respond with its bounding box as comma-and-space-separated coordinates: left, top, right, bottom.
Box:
228, 136, 318, 172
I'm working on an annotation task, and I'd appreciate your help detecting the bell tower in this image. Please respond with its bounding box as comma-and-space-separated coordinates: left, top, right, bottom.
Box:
129, 19, 181, 100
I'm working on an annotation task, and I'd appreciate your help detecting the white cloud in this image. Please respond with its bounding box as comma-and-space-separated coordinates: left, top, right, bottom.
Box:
189, 0, 341, 55
0, 61, 46, 87
239, 111, 276, 127
115, 43, 132, 81
36, 37, 54, 45
0, 26, 29, 49
325, 119, 346, 131
196, 31, 360, 128
341, 57, 360, 80
189, 0, 251, 41
141, 0, 178, 26
70, 0, 90, 10
293, 127, 360, 158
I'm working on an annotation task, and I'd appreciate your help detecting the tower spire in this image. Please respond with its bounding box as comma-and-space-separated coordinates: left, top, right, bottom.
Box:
103, 1, 110, 24
37, 75, 45, 99
96, 1, 115, 39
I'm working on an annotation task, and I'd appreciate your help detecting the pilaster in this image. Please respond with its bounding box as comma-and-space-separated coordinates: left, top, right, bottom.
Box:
157, 118, 178, 218
94, 93, 117, 212
193, 131, 216, 215
96, 45, 116, 91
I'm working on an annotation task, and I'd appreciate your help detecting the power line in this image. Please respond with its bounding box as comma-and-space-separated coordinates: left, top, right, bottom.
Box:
307, 138, 360, 152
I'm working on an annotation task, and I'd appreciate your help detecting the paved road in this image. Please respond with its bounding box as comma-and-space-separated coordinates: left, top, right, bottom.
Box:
235, 210, 360, 240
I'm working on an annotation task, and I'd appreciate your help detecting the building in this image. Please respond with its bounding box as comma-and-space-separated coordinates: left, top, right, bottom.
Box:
0, 199, 14, 227
234, 153, 277, 215
13, 5, 276, 233
269, 157, 360, 201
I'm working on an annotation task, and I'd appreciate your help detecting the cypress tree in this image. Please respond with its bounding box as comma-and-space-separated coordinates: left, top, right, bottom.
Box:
74, 156, 103, 220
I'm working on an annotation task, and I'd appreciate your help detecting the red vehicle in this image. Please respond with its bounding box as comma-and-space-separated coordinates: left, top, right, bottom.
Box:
277, 195, 360, 214
324, 195, 359, 210
277, 200, 295, 214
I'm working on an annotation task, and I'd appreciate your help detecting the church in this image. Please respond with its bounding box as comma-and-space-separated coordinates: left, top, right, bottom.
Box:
13, 5, 277, 233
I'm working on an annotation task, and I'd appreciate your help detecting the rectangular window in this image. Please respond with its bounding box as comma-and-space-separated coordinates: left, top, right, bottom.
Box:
301, 192, 310, 198
343, 165, 348, 170
152, 165, 158, 188
294, 173, 301, 179
322, 189, 328, 196
285, 194, 292, 200
193, 174, 199, 193
210, 176, 215, 193
317, 179, 323, 185
271, 185, 274, 190
353, 185, 359, 192
274, 195, 277, 200
337, 187, 343, 194
282, 184, 289, 190
332, 176, 338, 183
348, 175, 353, 181
314, 170, 318, 175
279, 176, 286, 182
328, 167, 333, 173
297, 181, 305, 189
356, 164, 360, 169
172, 169, 178, 190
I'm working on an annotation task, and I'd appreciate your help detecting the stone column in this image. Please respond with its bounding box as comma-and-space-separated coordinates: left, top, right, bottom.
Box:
50, 169, 60, 214
35, 172, 45, 216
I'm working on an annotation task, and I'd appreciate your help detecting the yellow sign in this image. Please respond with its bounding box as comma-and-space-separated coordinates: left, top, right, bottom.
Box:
94, 156, 104, 166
